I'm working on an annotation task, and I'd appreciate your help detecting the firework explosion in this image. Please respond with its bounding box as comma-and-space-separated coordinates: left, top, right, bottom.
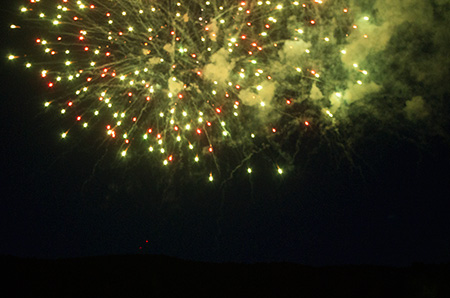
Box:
9, 0, 377, 182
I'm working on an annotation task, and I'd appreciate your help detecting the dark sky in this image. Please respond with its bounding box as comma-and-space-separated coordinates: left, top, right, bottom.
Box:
1, 0, 449, 266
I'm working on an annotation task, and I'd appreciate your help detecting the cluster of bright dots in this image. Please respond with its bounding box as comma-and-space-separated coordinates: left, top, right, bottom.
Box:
9, 0, 371, 182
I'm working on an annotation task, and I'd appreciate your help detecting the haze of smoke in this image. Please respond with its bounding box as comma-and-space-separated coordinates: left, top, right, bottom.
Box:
203, 48, 236, 86
341, 0, 450, 125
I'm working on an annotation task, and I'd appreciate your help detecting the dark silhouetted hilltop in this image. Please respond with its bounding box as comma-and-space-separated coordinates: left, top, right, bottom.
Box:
2, 255, 449, 297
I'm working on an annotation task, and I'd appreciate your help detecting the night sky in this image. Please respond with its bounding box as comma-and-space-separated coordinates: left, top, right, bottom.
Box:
1, 0, 450, 266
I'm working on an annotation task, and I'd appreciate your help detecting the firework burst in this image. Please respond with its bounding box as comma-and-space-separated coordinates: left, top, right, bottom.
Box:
9, 0, 372, 182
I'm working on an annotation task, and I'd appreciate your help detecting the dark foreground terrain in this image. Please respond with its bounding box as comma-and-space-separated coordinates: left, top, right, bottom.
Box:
2, 255, 449, 297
